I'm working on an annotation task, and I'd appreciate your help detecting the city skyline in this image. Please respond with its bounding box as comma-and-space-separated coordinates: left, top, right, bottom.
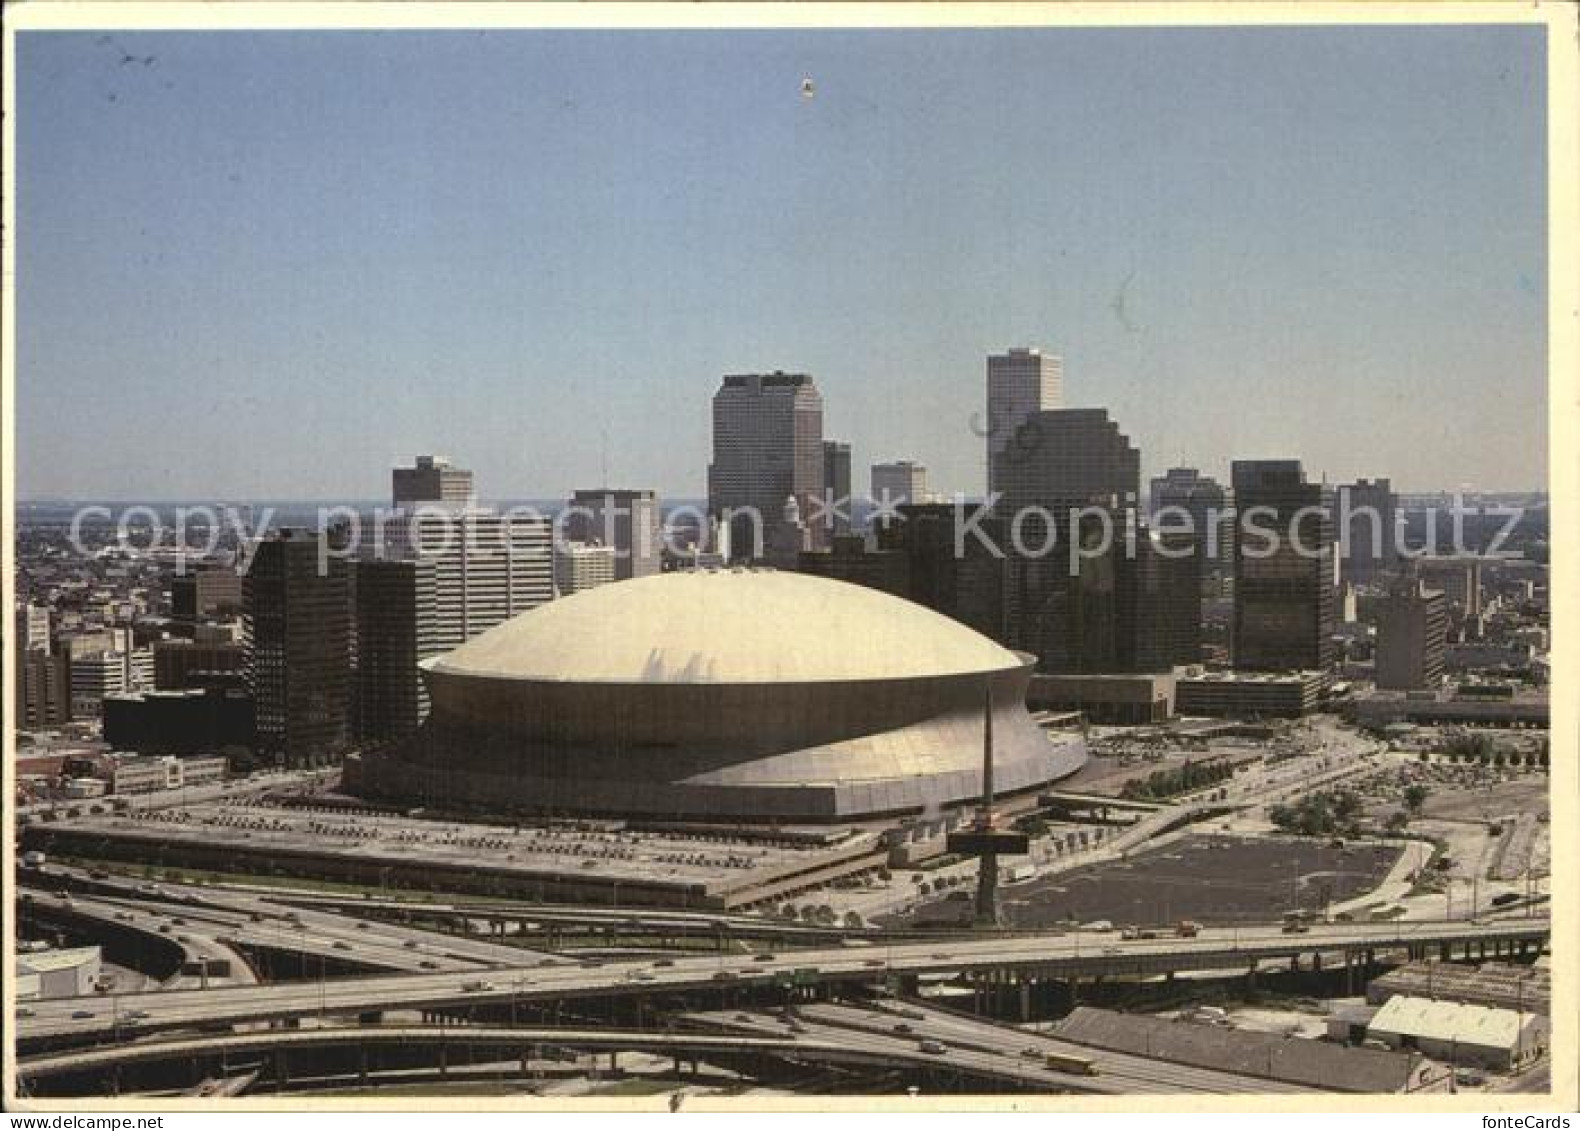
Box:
15, 24, 1548, 501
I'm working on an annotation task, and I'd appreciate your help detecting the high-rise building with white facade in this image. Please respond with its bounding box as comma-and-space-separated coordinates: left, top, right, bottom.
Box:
71, 652, 126, 720
708, 371, 825, 560
986, 347, 1063, 498
554, 541, 618, 596
382, 508, 555, 653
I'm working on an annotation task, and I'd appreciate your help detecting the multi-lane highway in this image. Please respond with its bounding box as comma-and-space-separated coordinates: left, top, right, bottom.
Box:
693, 1002, 1319, 1095
20, 866, 550, 972
17, 916, 1548, 1046
14, 1021, 1145, 1092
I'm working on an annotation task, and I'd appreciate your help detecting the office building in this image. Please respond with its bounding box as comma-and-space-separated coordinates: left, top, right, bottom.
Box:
70, 652, 126, 720
17, 603, 52, 654
707, 371, 825, 560
169, 564, 243, 626
995, 408, 1144, 674
1149, 467, 1233, 582
1122, 529, 1204, 669
554, 541, 618, 596
565, 488, 662, 580
1231, 460, 1337, 671
17, 650, 70, 728
822, 441, 852, 536
355, 556, 440, 744
1176, 669, 1330, 718
243, 529, 353, 768
876, 503, 1009, 644
797, 535, 910, 597
383, 508, 555, 652
152, 638, 247, 691
1417, 555, 1485, 618
1338, 478, 1397, 587
871, 460, 928, 510
102, 688, 255, 755
1374, 580, 1448, 690
986, 347, 1063, 498
393, 454, 475, 509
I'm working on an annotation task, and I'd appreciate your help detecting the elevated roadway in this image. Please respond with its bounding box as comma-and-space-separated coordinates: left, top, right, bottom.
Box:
17, 917, 1547, 1047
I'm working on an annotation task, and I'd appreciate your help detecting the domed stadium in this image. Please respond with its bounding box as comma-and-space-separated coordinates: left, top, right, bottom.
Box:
353, 569, 1086, 820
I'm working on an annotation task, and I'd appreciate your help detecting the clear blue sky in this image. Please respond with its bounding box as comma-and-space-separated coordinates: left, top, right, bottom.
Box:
16, 24, 1547, 501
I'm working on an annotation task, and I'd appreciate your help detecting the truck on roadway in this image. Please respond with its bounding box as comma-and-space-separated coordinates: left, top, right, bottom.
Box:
1045, 1052, 1100, 1076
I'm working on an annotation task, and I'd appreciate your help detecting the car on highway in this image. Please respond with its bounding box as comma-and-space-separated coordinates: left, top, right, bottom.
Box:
1281, 923, 1311, 934
653, 958, 676, 968
863, 959, 885, 968
753, 954, 776, 962
462, 980, 495, 992
403, 939, 421, 949
1102, 946, 1122, 955
333, 940, 352, 951
419, 960, 440, 970
891, 1023, 914, 1035
918, 1039, 947, 1055
72, 1010, 94, 1020
19, 1007, 35, 1019
356, 921, 372, 930
711, 971, 739, 982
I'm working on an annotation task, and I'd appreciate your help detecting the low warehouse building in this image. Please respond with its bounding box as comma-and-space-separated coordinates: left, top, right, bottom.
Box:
1365, 995, 1548, 1072
1051, 1006, 1442, 1093
16, 945, 102, 999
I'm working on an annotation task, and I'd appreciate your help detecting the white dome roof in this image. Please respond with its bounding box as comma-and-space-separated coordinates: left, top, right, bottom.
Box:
426, 569, 1023, 685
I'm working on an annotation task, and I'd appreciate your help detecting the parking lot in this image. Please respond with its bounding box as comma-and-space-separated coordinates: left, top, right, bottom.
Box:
883, 835, 1401, 929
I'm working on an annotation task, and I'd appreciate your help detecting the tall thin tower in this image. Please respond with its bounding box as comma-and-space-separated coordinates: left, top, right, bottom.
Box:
947, 682, 1030, 927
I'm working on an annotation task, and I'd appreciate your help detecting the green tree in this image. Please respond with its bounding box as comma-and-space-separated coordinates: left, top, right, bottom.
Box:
1403, 784, 1429, 814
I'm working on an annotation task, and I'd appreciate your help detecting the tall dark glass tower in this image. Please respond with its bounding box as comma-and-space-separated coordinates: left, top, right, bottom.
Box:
243, 529, 352, 768
1231, 460, 1336, 671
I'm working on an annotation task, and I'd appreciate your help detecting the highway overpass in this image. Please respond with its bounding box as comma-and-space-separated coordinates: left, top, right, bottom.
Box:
17, 917, 1547, 1048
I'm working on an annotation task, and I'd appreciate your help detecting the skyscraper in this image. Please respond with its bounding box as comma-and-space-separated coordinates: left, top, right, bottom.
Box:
243, 529, 352, 768
393, 455, 475, 509
565, 488, 663, 580
17, 650, 70, 727
986, 347, 1063, 498
708, 371, 825, 559
16, 603, 51, 655
1231, 460, 1337, 672
383, 509, 555, 652
1149, 467, 1233, 580
822, 440, 852, 536
871, 461, 928, 511
1337, 478, 1397, 588
355, 555, 439, 744
995, 409, 1145, 674
1374, 578, 1447, 690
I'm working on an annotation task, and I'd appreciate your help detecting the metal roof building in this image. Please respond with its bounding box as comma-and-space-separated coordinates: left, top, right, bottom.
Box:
1051, 1006, 1439, 1093
1366, 994, 1548, 1072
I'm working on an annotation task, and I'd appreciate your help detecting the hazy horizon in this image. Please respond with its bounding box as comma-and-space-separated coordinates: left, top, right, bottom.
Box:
16, 25, 1548, 500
